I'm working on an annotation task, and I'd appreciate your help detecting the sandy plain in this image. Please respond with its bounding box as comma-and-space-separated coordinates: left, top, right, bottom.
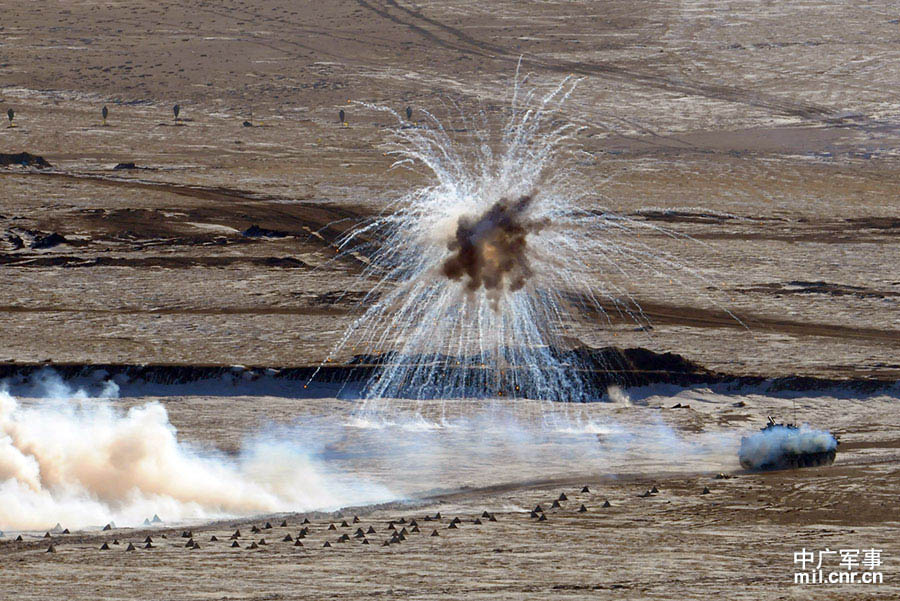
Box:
1, 1, 900, 599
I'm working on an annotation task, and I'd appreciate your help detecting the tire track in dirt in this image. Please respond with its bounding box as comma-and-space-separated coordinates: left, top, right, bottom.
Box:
360, 0, 837, 121
577, 294, 900, 345
166, 0, 410, 60
0, 294, 895, 346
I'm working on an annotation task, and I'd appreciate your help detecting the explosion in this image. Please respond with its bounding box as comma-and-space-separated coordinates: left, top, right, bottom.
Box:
318, 67, 723, 408
442, 194, 548, 303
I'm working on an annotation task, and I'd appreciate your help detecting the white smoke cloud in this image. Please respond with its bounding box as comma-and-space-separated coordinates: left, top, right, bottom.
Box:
341, 406, 741, 495
0, 371, 753, 533
738, 425, 837, 470
603, 385, 631, 404
0, 377, 392, 532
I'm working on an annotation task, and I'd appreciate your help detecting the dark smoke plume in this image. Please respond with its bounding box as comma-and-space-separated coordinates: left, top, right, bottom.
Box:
441, 194, 547, 298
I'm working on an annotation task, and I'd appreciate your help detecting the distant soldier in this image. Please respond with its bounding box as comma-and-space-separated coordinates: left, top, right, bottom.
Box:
406, 106, 412, 121
6, 108, 14, 127
339, 109, 345, 125
173, 104, 180, 121
102, 105, 109, 126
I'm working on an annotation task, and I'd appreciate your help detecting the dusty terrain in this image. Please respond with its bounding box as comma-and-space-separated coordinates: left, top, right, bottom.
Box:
1, 0, 899, 599
5, 387, 900, 600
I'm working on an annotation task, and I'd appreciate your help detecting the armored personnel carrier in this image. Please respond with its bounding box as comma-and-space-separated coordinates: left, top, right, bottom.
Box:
739, 417, 838, 471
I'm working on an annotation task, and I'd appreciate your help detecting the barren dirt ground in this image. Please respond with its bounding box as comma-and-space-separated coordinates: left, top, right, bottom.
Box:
1, 1, 900, 599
